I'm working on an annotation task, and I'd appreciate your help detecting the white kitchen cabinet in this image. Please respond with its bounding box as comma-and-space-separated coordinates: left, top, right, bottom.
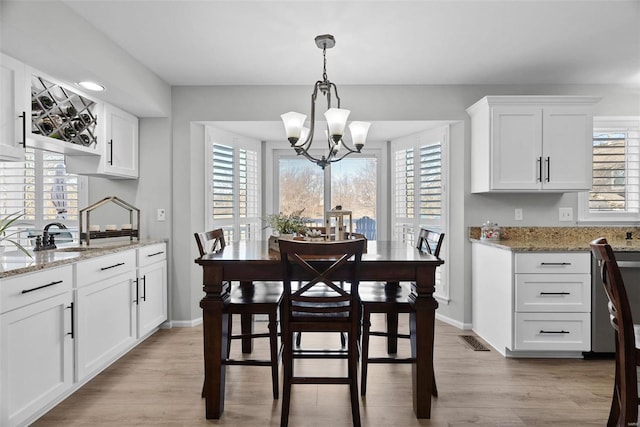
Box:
0, 53, 26, 161
472, 243, 591, 356
66, 103, 138, 178
0, 266, 74, 427
467, 96, 600, 193
136, 243, 167, 338
75, 250, 137, 382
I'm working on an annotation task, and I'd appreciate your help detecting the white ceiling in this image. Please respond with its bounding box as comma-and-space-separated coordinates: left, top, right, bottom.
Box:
59, 0, 639, 87
2, 1, 639, 140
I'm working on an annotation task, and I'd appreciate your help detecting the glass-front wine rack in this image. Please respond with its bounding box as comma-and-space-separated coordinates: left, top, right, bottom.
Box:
31, 75, 98, 148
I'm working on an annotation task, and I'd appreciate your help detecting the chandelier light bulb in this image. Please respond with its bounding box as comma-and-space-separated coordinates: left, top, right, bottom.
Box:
324, 108, 350, 140
281, 112, 307, 142
348, 121, 371, 149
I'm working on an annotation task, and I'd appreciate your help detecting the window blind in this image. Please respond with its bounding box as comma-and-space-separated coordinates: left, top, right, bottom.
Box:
419, 143, 442, 220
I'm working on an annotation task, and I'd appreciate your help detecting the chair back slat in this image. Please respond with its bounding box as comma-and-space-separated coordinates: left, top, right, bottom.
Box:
416, 228, 445, 257
279, 239, 365, 321
589, 237, 638, 425
194, 228, 226, 256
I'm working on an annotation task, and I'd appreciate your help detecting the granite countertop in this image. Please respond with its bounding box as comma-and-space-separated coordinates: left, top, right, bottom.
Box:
469, 226, 640, 252
1, 239, 166, 279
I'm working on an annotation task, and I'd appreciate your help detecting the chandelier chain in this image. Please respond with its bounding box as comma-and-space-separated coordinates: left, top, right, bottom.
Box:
322, 45, 328, 82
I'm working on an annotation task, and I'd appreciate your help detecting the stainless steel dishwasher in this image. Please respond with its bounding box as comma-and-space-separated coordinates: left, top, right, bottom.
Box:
590, 250, 640, 354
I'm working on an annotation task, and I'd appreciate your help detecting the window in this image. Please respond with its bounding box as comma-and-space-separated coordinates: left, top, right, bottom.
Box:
206, 127, 261, 242
391, 126, 449, 301
579, 117, 640, 222
0, 148, 85, 245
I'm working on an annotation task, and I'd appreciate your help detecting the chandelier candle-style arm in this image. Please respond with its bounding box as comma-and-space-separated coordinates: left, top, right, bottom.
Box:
280, 34, 371, 169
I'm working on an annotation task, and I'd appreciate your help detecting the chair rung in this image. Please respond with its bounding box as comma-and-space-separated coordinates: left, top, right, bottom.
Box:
367, 357, 415, 364
293, 349, 349, 359
224, 359, 273, 366
291, 377, 351, 385
368, 331, 410, 339
230, 332, 271, 339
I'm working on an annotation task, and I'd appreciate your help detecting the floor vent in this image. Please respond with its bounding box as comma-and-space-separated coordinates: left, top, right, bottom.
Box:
460, 335, 490, 351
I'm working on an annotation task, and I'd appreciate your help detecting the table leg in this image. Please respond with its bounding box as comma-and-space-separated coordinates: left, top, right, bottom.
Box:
200, 266, 229, 419
385, 282, 400, 354
410, 265, 439, 418
239, 281, 254, 353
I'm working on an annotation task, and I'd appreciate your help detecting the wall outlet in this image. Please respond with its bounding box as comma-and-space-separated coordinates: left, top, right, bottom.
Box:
157, 208, 166, 222
515, 208, 523, 221
559, 207, 573, 222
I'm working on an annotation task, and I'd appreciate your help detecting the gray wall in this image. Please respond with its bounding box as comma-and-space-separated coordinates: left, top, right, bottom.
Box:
171, 84, 639, 326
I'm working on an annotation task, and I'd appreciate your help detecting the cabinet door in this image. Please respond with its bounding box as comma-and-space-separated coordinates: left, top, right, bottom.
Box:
104, 104, 138, 178
0, 292, 73, 427
137, 260, 167, 338
76, 271, 137, 382
542, 106, 593, 191
490, 106, 543, 190
0, 53, 26, 161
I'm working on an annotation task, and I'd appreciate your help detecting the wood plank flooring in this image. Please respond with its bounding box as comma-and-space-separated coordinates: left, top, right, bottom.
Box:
34, 315, 615, 426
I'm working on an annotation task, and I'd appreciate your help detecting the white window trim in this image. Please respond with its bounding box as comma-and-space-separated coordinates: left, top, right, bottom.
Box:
578, 116, 640, 223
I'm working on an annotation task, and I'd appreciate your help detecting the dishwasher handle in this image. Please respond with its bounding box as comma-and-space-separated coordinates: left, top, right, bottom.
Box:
616, 261, 640, 268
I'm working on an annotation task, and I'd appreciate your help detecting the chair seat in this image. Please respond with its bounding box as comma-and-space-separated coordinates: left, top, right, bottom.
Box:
359, 282, 413, 305
228, 282, 283, 305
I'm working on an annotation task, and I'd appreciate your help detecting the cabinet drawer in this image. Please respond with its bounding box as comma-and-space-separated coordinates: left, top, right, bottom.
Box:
76, 250, 136, 287
515, 252, 590, 274
514, 312, 590, 351
138, 243, 166, 267
515, 274, 591, 312
1, 265, 73, 314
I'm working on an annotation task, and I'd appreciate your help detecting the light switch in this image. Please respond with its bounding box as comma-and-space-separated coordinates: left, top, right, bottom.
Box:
559, 207, 573, 221
515, 208, 523, 221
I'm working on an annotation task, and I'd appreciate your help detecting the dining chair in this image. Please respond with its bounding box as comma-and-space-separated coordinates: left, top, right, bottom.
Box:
590, 237, 640, 427
359, 228, 444, 396
278, 238, 366, 427
194, 229, 282, 399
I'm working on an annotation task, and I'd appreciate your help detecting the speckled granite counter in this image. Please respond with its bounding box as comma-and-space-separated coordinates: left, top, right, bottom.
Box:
469, 226, 640, 252
0, 239, 166, 279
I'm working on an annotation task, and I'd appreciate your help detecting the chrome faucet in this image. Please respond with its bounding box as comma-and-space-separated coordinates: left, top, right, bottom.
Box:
35, 222, 67, 251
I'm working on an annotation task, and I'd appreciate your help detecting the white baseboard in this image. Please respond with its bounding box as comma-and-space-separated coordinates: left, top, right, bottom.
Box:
435, 312, 472, 330
166, 318, 202, 328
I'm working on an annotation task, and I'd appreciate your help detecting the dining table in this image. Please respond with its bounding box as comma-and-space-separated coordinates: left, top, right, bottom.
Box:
195, 239, 444, 420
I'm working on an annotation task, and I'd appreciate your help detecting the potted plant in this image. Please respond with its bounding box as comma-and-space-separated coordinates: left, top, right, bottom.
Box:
264, 209, 309, 238
0, 211, 32, 257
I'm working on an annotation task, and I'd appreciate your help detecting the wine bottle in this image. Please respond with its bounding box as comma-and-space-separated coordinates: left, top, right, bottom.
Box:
36, 117, 55, 135
78, 134, 92, 146
32, 95, 54, 111
61, 123, 77, 140
71, 118, 85, 132
60, 104, 77, 118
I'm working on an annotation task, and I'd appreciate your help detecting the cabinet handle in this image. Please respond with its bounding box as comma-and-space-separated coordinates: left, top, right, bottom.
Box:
100, 262, 125, 271
539, 262, 571, 266
21, 280, 63, 294
545, 157, 550, 182
536, 157, 542, 182
134, 278, 139, 304
108, 139, 113, 165
20, 111, 26, 148
539, 330, 570, 334
539, 292, 570, 296
66, 302, 74, 339
142, 275, 147, 302
147, 251, 164, 257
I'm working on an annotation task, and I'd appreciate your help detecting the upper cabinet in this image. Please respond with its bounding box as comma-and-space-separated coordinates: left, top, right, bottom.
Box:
67, 103, 139, 178
0, 53, 27, 161
467, 96, 600, 193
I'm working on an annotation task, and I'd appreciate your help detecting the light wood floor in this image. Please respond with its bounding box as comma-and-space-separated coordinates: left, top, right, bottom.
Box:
35, 315, 615, 426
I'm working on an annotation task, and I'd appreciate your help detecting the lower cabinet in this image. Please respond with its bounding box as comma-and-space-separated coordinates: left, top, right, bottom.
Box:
472, 242, 591, 356
76, 269, 137, 382
0, 244, 167, 426
136, 243, 167, 338
0, 292, 74, 427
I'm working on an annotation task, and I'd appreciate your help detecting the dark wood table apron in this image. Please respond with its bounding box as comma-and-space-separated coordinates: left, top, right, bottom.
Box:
195, 240, 444, 419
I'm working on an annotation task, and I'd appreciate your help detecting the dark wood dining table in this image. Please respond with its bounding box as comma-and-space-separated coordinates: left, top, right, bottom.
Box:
195, 239, 444, 420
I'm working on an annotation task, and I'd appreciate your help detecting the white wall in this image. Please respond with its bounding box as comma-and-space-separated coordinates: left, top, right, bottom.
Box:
171, 84, 639, 325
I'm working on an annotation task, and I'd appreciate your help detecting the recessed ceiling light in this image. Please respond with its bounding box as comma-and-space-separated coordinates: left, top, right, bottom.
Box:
77, 81, 105, 91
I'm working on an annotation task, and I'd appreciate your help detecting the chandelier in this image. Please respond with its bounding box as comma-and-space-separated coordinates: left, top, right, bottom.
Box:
281, 34, 371, 169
